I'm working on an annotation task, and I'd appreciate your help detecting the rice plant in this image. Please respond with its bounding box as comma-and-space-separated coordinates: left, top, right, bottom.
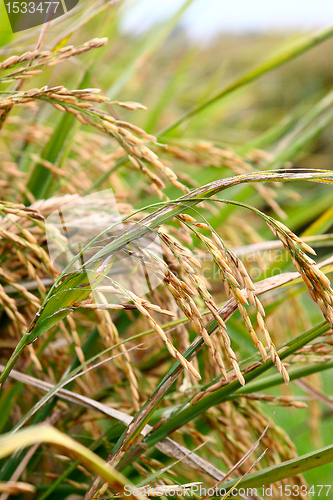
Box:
0, 2, 333, 499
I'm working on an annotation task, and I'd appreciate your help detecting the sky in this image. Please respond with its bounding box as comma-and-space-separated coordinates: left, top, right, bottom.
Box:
121, 0, 333, 38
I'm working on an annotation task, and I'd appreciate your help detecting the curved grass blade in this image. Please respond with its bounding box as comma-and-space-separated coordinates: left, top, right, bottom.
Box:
85, 169, 333, 266
158, 25, 333, 136
0, 425, 145, 500
219, 444, 333, 494
0, 257, 113, 387
3, 364, 230, 486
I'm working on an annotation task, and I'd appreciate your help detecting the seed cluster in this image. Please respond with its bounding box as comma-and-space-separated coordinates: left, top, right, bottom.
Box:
0, 86, 187, 199
0, 38, 108, 83
155, 231, 230, 380
1, 22, 333, 500
267, 220, 333, 328
0, 200, 43, 220
243, 393, 308, 408
292, 336, 333, 363
202, 399, 307, 496
133, 295, 201, 380
94, 290, 140, 412
75, 244, 201, 383
0, 204, 52, 350
172, 216, 291, 385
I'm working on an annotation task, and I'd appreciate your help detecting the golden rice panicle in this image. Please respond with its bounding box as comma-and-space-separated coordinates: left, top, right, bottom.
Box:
0, 201, 44, 220
244, 393, 307, 408
160, 267, 206, 379
159, 228, 241, 382
134, 296, 201, 380
172, 225, 245, 384
201, 230, 289, 382
189, 276, 233, 382
267, 219, 333, 328
93, 291, 140, 412
0, 80, 184, 200
0, 38, 108, 82
195, 233, 248, 383
140, 146, 188, 193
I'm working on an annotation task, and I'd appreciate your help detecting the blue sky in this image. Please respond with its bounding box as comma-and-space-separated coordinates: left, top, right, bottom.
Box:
122, 0, 333, 38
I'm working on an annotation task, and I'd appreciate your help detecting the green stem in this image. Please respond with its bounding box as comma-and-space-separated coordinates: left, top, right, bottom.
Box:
220, 444, 333, 493
235, 358, 333, 395
0, 336, 27, 387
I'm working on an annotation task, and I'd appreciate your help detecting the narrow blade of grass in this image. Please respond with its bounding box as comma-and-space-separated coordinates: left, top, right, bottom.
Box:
220, 444, 333, 493
158, 25, 333, 136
